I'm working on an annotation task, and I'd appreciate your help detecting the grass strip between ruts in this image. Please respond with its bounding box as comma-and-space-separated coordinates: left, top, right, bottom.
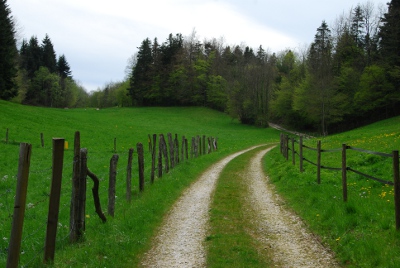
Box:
207, 145, 273, 267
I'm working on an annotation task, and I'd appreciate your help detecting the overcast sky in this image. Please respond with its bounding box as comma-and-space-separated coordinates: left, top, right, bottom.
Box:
9, 0, 388, 92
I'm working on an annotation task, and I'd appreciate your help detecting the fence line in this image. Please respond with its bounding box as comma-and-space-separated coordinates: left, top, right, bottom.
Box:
280, 133, 400, 230
4, 131, 218, 267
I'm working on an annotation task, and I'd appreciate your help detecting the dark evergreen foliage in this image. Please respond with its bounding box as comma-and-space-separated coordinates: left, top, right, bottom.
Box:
57, 54, 72, 78
0, 0, 18, 100
41, 34, 57, 73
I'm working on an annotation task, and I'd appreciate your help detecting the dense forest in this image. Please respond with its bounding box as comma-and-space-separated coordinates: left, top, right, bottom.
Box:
1, 0, 399, 134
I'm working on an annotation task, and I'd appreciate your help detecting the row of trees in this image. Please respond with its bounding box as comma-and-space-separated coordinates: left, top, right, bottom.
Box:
125, 0, 399, 133
1, 0, 399, 133
18, 35, 88, 107
0, 0, 88, 107
127, 32, 276, 125
270, 1, 400, 134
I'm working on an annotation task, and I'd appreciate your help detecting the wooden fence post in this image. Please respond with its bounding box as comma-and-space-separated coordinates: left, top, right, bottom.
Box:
317, 140, 321, 184
158, 135, 163, 178
70, 131, 81, 243
299, 136, 304, 172
181, 135, 185, 162
108, 154, 119, 217
185, 138, 188, 160
291, 138, 295, 165
342, 144, 348, 202
168, 133, 174, 168
126, 148, 133, 202
137, 143, 145, 192
41, 133, 44, 148
78, 149, 88, 232
195, 136, 198, 156
285, 135, 289, 161
151, 134, 157, 183
160, 134, 169, 173
199, 135, 202, 155
44, 138, 65, 263
5, 128, 9, 144
7, 143, 32, 268
393, 150, 400, 230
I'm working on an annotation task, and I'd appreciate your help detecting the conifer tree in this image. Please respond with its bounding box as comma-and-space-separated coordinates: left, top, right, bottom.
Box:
379, 0, 400, 67
0, 0, 18, 100
57, 54, 71, 78
25, 36, 42, 79
129, 38, 152, 106
41, 34, 57, 73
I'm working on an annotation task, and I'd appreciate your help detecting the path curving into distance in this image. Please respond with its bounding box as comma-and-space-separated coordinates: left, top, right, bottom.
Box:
140, 145, 339, 267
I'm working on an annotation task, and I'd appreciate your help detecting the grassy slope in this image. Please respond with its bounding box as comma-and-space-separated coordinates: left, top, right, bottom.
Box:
0, 100, 279, 267
2, 100, 400, 267
266, 116, 400, 267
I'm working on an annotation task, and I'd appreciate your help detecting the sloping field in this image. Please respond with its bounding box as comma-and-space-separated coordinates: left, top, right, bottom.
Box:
0, 100, 279, 267
266, 115, 400, 267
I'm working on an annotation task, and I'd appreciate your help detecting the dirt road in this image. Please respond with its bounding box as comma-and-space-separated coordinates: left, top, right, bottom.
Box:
140, 146, 339, 267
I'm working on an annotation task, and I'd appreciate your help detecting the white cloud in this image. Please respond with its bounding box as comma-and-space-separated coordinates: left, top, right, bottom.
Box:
8, 0, 388, 92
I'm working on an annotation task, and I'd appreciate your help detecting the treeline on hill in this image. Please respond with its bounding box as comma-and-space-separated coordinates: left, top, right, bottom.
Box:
125, 1, 400, 133
0, 0, 88, 107
1, 0, 400, 134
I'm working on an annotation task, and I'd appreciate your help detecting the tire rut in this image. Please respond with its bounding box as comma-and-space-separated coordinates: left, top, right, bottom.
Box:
244, 148, 339, 268
140, 145, 262, 267
140, 146, 339, 267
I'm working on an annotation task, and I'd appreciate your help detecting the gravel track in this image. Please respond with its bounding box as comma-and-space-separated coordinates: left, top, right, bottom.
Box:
244, 148, 339, 267
140, 146, 261, 267
140, 146, 339, 267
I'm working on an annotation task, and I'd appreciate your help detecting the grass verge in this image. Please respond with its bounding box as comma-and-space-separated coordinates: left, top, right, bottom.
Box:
265, 116, 400, 267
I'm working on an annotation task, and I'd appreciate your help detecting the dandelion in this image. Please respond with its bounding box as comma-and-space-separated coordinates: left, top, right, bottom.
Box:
316, 214, 320, 217
27, 203, 34, 209
86, 214, 90, 218
336, 237, 341, 241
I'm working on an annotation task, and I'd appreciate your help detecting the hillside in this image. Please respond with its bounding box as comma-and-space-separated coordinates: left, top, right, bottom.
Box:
0, 100, 279, 267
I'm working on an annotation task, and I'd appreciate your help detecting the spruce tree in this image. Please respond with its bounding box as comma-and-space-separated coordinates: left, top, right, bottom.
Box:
57, 54, 71, 78
129, 38, 152, 106
0, 0, 18, 100
379, 0, 400, 67
41, 34, 57, 73
25, 36, 42, 79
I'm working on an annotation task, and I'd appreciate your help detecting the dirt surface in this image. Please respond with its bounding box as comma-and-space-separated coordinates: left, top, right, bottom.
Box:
140, 146, 339, 267
244, 148, 339, 267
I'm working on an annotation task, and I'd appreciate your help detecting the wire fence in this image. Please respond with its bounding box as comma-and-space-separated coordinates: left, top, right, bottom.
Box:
1, 131, 218, 267
279, 133, 400, 229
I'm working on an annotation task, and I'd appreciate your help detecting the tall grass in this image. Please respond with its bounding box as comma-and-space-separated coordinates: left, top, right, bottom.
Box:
266, 116, 400, 267
0, 100, 278, 267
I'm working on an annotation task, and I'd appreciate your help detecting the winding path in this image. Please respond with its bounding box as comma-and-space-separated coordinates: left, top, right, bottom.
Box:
140, 145, 339, 267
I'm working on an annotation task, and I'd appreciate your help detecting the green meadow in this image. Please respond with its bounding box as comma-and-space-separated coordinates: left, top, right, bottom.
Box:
1, 100, 400, 267
0, 100, 278, 267
266, 116, 400, 267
